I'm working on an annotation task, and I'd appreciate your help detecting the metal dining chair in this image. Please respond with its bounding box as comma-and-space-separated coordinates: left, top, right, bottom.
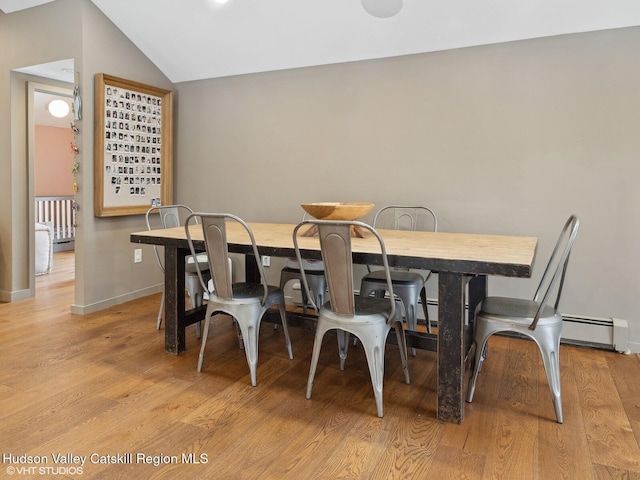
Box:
466, 215, 580, 423
145, 204, 210, 337
186, 213, 293, 386
293, 219, 410, 417
359, 206, 437, 354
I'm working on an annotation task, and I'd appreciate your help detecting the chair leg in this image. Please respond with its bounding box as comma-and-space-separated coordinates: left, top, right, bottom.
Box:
237, 319, 260, 387
276, 274, 291, 330
393, 321, 411, 385
157, 289, 165, 330
197, 311, 213, 373
188, 289, 203, 339
234, 318, 244, 350
419, 287, 431, 333
306, 324, 329, 399
541, 348, 563, 424
466, 335, 490, 403
395, 291, 419, 356
300, 284, 310, 316
337, 329, 350, 370
361, 332, 387, 418
534, 327, 563, 423
277, 304, 293, 359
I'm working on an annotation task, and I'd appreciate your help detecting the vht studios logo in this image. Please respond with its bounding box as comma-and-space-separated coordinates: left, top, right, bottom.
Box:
182, 453, 208, 464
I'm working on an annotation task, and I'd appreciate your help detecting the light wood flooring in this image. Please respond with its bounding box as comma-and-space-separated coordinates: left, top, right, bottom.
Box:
1, 250, 640, 479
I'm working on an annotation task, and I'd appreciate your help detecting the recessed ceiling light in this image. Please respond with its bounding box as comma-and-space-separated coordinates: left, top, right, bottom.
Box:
48, 99, 70, 118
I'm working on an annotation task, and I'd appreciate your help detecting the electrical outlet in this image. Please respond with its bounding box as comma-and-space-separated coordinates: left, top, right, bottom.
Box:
134, 248, 142, 263
261, 255, 270, 267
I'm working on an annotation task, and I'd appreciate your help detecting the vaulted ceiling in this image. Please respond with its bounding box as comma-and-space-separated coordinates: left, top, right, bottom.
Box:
3, 0, 640, 83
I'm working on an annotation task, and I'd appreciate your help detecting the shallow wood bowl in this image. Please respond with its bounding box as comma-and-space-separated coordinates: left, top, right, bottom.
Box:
300, 202, 374, 221
300, 202, 375, 237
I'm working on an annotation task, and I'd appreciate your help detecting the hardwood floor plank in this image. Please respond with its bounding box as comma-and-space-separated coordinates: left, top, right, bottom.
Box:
573, 347, 640, 473
538, 345, 593, 480
370, 417, 442, 479
482, 409, 539, 479
608, 353, 640, 447
430, 444, 486, 480
593, 463, 640, 480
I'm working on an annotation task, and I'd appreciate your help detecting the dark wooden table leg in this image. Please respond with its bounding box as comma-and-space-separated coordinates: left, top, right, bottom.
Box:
164, 245, 186, 354
467, 275, 487, 328
245, 253, 259, 283
437, 271, 467, 423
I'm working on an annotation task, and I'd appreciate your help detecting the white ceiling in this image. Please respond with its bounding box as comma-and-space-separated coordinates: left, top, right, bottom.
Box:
3, 0, 640, 83
0, 0, 53, 14
14, 58, 75, 83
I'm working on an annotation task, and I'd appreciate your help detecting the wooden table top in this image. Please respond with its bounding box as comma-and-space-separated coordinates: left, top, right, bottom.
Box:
131, 222, 538, 278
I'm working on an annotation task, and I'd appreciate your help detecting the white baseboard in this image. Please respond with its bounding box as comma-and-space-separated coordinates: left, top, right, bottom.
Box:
70, 284, 162, 315
627, 341, 640, 354
0, 288, 32, 302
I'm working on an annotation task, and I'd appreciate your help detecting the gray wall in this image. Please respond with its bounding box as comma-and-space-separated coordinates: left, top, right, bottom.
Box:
74, 0, 172, 311
174, 28, 640, 350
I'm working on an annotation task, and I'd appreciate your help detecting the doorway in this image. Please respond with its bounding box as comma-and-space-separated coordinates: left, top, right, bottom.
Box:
18, 59, 76, 295
32, 88, 76, 287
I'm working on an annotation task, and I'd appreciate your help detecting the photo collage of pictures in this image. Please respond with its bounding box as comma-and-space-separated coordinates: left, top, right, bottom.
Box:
103, 85, 163, 206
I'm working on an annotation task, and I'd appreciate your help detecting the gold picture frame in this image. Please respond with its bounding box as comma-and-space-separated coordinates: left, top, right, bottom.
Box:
94, 73, 173, 217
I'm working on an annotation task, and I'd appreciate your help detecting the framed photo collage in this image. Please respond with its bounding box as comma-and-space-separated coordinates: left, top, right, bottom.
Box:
94, 73, 173, 217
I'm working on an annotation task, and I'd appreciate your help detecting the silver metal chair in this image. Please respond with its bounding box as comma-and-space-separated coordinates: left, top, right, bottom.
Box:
466, 215, 580, 424
145, 205, 211, 337
186, 213, 293, 386
359, 206, 437, 354
294, 219, 410, 417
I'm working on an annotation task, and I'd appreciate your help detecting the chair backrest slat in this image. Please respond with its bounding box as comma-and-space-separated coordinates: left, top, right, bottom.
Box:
186, 213, 269, 305
530, 215, 580, 330
369, 205, 437, 274
373, 205, 438, 233
145, 204, 196, 272
200, 215, 233, 299
160, 206, 181, 228
293, 220, 396, 321
318, 223, 355, 315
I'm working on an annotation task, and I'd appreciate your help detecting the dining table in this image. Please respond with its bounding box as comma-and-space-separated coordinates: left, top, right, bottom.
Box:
131, 222, 537, 423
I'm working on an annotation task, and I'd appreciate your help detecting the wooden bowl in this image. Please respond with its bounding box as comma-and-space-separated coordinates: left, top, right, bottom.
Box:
300, 202, 375, 237
301, 202, 374, 221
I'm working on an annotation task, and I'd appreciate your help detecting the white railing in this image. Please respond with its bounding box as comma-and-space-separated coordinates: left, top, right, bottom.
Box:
35, 196, 76, 250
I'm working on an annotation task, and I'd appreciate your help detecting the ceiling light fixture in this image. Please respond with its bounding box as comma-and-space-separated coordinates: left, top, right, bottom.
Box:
48, 99, 70, 118
206, 0, 230, 10
361, 0, 403, 18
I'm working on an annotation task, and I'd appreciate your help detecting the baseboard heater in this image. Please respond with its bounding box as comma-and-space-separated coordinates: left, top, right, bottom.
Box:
422, 300, 629, 354
561, 315, 629, 353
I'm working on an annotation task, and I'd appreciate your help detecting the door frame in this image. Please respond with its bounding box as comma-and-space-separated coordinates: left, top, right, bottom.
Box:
27, 81, 75, 295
